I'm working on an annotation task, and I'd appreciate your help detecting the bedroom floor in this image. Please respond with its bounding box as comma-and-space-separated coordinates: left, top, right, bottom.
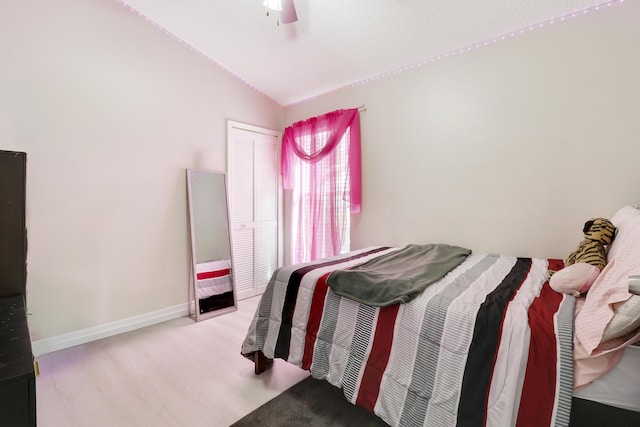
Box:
35, 296, 310, 427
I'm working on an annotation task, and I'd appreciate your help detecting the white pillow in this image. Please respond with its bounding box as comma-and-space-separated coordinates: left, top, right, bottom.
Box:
607, 205, 640, 261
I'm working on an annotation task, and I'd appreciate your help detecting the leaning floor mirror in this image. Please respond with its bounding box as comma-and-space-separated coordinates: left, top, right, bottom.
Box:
186, 169, 237, 321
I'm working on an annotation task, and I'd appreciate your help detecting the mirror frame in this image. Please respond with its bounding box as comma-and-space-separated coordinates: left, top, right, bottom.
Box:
186, 169, 237, 321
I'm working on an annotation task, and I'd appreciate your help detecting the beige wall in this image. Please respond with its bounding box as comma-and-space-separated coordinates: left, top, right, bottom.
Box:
285, 1, 640, 261
0, 0, 283, 340
3, 0, 639, 344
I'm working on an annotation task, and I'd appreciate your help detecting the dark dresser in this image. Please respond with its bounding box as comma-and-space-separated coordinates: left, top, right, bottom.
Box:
0, 150, 36, 426
0, 296, 36, 426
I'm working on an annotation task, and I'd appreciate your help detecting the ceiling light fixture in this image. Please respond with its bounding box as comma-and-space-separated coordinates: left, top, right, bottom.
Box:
263, 0, 297, 25
263, 0, 281, 11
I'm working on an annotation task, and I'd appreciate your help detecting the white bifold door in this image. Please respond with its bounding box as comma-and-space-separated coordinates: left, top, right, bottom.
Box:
227, 121, 281, 300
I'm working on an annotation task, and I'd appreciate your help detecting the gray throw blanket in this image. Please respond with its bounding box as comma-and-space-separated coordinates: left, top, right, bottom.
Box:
326, 244, 471, 307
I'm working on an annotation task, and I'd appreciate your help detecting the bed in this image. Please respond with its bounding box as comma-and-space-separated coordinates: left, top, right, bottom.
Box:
241, 206, 640, 427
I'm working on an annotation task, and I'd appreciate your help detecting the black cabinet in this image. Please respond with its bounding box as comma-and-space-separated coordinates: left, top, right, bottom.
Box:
0, 150, 35, 426
0, 296, 36, 427
0, 150, 27, 298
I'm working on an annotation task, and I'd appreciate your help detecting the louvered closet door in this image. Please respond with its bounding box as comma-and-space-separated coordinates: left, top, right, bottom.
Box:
254, 138, 278, 295
228, 121, 280, 300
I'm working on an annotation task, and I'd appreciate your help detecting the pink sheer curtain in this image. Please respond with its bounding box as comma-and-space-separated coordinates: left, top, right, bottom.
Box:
281, 108, 361, 264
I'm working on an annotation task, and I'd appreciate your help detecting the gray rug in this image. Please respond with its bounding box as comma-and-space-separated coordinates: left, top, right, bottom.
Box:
230, 376, 389, 427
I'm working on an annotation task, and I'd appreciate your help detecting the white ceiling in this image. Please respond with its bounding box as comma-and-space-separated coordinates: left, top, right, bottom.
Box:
117, 0, 613, 106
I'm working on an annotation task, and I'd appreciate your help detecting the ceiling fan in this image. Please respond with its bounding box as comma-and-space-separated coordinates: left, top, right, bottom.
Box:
263, 0, 298, 25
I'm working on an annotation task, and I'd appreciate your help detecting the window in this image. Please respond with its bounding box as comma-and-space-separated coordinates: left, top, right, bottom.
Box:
281, 108, 362, 265
291, 131, 350, 263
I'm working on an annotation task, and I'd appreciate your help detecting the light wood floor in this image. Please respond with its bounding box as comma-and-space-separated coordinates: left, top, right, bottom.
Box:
35, 296, 310, 427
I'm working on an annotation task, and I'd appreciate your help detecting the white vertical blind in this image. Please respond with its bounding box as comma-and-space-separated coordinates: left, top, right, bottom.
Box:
291, 131, 350, 263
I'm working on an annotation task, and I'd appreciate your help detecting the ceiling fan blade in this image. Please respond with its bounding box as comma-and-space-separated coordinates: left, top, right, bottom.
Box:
280, 0, 297, 24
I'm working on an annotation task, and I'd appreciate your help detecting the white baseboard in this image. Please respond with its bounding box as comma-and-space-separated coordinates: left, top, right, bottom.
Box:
31, 303, 189, 357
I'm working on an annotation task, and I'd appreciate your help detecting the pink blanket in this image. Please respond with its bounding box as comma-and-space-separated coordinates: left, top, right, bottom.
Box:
573, 205, 640, 388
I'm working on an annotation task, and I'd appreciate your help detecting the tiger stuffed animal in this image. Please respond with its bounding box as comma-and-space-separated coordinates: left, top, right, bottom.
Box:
548, 217, 616, 295
565, 217, 616, 271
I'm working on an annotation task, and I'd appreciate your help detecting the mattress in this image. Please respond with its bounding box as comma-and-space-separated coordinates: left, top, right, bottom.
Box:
573, 343, 640, 412
195, 258, 232, 298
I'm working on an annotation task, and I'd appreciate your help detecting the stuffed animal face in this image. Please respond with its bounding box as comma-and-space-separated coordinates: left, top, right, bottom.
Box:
583, 217, 616, 245
564, 217, 616, 272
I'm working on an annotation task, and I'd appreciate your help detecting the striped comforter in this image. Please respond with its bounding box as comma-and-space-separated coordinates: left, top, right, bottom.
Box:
196, 259, 232, 298
241, 246, 575, 427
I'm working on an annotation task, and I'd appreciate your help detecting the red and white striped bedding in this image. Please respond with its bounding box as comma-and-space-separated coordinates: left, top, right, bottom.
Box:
241, 246, 575, 427
195, 259, 232, 298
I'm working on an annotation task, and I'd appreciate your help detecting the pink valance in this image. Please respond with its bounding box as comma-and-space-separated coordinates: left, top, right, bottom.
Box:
281, 108, 361, 214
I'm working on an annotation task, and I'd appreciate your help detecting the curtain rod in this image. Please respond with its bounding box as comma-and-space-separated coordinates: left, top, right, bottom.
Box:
358, 105, 367, 112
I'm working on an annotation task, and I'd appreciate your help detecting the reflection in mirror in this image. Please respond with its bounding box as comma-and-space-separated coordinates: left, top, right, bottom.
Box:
186, 169, 237, 321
